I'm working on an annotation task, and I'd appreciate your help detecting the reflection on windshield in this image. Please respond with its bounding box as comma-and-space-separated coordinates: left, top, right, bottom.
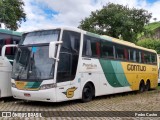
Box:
12, 46, 54, 81
22, 30, 60, 45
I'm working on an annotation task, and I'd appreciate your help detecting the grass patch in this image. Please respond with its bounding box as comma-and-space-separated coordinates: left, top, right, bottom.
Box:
138, 22, 160, 39
145, 22, 160, 30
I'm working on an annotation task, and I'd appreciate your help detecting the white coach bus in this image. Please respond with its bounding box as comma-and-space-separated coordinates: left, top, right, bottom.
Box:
10, 27, 158, 102
0, 28, 22, 97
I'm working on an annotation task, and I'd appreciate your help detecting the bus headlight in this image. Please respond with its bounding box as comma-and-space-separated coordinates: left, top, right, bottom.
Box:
39, 83, 57, 90
12, 83, 16, 88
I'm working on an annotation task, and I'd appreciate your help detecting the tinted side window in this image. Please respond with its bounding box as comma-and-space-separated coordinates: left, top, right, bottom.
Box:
136, 51, 141, 63
0, 33, 21, 61
124, 48, 129, 61
141, 52, 145, 63
101, 41, 114, 59
115, 46, 125, 60
0, 33, 11, 56
129, 49, 136, 62
151, 54, 157, 64
144, 53, 151, 63
8, 36, 21, 60
136, 51, 139, 62
82, 35, 100, 58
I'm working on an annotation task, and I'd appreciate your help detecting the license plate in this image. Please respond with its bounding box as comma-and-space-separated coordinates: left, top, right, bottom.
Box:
24, 93, 31, 97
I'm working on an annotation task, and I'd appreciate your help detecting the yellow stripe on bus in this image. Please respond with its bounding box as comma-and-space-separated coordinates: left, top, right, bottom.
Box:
121, 62, 158, 90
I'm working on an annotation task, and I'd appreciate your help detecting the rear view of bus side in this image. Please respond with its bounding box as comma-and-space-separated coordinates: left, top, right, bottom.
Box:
11, 27, 158, 102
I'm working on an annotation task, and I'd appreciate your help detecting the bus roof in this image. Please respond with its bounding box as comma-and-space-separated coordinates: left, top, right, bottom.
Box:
0, 28, 22, 36
22, 26, 84, 34
86, 31, 157, 53
23, 26, 156, 53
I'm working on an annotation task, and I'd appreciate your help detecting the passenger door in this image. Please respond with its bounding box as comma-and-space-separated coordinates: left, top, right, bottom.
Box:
56, 30, 80, 102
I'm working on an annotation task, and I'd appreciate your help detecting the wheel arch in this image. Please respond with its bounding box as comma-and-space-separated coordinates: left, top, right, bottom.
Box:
139, 79, 145, 92
81, 81, 96, 98
146, 79, 150, 84
140, 79, 145, 85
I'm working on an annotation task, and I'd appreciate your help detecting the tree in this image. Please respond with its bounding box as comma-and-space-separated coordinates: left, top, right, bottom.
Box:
79, 3, 152, 43
0, 0, 26, 30
153, 18, 157, 22
137, 39, 160, 53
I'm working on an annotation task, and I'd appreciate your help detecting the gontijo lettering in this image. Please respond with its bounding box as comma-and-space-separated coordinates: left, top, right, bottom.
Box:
127, 64, 146, 71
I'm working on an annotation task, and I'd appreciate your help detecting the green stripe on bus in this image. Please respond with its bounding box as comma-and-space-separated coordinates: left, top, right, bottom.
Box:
86, 32, 112, 42
86, 32, 101, 38
31, 82, 41, 88
24, 82, 41, 88
115, 62, 130, 86
25, 82, 34, 88
100, 35, 112, 42
99, 59, 130, 87
0, 28, 22, 36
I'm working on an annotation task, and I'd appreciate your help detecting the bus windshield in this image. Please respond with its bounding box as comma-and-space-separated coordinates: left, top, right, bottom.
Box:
12, 45, 54, 81
21, 29, 60, 45
12, 29, 60, 81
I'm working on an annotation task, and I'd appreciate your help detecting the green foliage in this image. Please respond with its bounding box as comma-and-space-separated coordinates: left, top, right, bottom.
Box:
0, 0, 26, 30
137, 39, 160, 53
138, 22, 160, 39
79, 3, 152, 43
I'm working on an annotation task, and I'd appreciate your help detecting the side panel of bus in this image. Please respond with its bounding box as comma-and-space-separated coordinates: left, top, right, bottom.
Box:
79, 32, 158, 98
0, 31, 21, 97
0, 57, 12, 97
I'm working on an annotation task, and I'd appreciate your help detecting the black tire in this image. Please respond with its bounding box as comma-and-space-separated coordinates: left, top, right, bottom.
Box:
82, 83, 93, 102
145, 80, 150, 91
139, 81, 145, 93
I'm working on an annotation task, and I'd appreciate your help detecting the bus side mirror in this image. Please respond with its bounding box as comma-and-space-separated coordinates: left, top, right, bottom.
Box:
49, 41, 63, 61
1, 44, 18, 61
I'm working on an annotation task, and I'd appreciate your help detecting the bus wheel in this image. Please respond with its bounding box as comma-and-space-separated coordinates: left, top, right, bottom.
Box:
139, 80, 145, 93
82, 83, 94, 102
145, 80, 150, 91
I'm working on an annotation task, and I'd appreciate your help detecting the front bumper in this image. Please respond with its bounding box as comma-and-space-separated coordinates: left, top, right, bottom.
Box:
12, 87, 56, 102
